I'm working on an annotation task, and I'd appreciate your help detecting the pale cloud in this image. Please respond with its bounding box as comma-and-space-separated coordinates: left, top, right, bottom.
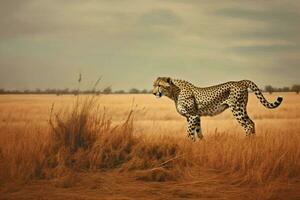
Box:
138, 9, 181, 26
229, 44, 300, 55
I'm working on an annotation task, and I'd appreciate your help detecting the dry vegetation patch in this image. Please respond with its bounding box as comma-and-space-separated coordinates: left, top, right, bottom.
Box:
0, 94, 299, 199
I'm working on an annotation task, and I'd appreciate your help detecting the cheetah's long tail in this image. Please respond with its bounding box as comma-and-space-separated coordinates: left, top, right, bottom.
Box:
242, 80, 283, 109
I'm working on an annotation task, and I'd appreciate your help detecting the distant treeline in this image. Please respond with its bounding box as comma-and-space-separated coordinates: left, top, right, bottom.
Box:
0, 87, 151, 95
0, 85, 299, 95
264, 85, 300, 94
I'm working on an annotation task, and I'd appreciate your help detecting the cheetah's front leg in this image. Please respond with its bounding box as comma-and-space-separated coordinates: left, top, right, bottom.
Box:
187, 115, 203, 141
195, 117, 203, 139
176, 97, 200, 140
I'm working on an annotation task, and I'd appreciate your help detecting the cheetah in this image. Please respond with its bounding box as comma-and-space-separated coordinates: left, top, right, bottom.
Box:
152, 77, 283, 140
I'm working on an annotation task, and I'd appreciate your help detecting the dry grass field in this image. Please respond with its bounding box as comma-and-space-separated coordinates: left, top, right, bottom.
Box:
0, 93, 300, 200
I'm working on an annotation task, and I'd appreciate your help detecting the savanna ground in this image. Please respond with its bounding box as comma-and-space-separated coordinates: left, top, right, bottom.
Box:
0, 93, 299, 200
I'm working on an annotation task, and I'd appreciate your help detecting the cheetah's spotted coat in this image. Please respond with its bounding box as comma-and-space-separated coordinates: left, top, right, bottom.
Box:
152, 77, 283, 140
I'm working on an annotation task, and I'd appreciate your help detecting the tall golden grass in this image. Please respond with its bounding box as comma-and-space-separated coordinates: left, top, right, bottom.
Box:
0, 94, 299, 187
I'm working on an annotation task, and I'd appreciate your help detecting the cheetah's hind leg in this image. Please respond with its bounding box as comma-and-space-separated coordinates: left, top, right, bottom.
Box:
230, 105, 255, 136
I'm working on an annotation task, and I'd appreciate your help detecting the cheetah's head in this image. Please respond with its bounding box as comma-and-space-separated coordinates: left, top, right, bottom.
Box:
152, 77, 173, 98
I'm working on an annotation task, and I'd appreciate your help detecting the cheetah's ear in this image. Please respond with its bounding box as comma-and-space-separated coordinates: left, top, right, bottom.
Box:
166, 77, 172, 85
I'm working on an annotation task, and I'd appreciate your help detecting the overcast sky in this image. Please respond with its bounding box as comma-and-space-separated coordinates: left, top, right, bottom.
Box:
0, 0, 299, 90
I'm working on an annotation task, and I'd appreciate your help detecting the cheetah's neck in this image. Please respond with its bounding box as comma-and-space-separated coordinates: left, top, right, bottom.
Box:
172, 79, 197, 90
168, 79, 197, 101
